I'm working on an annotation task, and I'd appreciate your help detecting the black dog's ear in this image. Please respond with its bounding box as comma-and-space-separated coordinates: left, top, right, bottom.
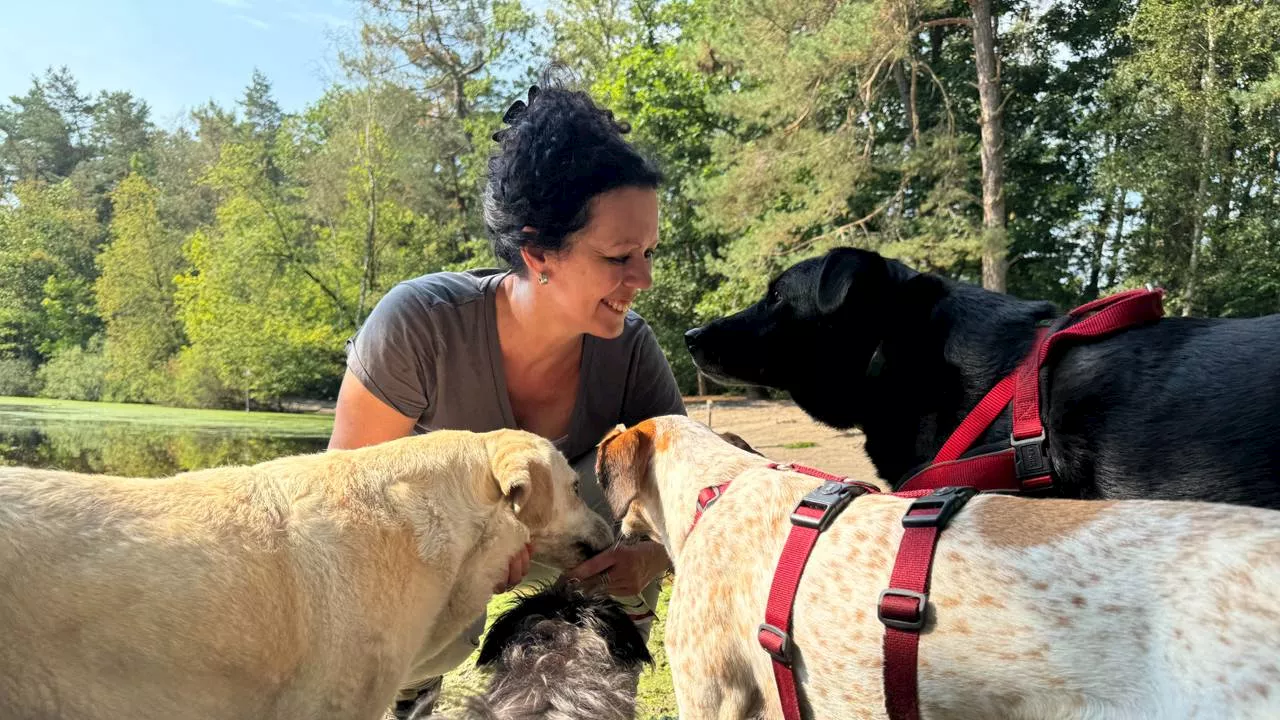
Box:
475, 583, 552, 667
585, 591, 654, 667
815, 247, 918, 316
815, 247, 885, 315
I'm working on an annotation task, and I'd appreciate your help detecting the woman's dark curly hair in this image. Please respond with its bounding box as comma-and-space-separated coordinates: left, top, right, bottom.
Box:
483, 70, 663, 273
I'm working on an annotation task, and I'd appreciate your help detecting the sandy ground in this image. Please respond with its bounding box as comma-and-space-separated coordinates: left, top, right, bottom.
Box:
685, 398, 879, 480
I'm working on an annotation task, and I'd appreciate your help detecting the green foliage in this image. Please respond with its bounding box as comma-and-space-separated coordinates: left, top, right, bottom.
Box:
97, 173, 187, 402
1101, 0, 1280, 315
2, 0, 1278, 406
0, 180, 103, 361
36, 343, 109, 401
0, 357, 42, 397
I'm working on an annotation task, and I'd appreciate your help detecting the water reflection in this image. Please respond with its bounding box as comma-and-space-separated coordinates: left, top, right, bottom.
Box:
0, 408, 331, 477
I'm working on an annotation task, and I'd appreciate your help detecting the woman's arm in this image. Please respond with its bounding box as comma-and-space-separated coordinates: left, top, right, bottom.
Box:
328, 369, 418, 450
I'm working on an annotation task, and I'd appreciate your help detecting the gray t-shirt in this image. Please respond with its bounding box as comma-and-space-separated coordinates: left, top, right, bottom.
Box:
345, 268, 687, 463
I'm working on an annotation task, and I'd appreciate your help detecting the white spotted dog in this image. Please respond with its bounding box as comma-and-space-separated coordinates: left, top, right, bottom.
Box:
596, 414, 1280, 720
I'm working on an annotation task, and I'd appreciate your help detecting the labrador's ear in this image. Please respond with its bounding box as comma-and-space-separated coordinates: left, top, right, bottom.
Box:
595, 421, 656, 522
486, 434, 555, 530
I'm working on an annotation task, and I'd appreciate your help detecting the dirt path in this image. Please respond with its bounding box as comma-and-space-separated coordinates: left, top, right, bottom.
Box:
687, 398, 879, 480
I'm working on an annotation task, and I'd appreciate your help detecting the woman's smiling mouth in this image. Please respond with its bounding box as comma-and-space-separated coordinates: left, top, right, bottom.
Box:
602, 298, 632, 314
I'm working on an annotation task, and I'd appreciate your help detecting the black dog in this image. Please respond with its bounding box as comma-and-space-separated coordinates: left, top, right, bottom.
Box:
453, 582, 653, 720
685, 246, 1280, 508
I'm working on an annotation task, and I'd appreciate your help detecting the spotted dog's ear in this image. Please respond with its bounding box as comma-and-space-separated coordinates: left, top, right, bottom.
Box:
596, 423, 628, 449
595, 421, 656, 522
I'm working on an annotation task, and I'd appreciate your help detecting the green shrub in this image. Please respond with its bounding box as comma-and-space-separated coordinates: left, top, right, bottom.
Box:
0, 357, 42, 397
37, 346, 109, 401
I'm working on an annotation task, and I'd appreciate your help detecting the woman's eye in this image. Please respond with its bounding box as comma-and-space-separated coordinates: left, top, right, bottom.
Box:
643, 248, 656, 260
607, 255, 629, 265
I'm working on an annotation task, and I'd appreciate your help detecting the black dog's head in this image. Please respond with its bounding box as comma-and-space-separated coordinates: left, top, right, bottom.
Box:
686, 248, 927, 422
476, 581, 652, 670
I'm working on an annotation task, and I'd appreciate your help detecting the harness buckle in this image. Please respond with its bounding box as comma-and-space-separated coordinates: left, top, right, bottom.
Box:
1011, 431, 1053, 487
878, 588, 929, 631
902, 486, 977, 530
757, 623, 793, 665
789, 480, 861, 532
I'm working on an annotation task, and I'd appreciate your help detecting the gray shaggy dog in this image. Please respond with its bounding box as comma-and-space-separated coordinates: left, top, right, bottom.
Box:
450, 581, 654, 720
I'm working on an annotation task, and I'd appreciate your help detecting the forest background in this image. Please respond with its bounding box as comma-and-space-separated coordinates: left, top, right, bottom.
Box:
2, 0, 1278, 408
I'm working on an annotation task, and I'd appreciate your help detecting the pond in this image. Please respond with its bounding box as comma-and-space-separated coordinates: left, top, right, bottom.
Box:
0, 396, 333, 477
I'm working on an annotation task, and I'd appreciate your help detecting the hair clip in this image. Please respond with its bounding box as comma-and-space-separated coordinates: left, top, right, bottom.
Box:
492, 85, 540, 143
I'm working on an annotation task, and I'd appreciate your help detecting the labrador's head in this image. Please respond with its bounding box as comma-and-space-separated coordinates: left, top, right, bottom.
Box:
483, 430, 615, 569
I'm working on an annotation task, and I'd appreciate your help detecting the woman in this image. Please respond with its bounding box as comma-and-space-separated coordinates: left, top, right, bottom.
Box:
328, 78, 686, 718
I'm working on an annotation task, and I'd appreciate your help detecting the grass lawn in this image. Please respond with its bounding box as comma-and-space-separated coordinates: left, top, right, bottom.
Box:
436, 580, 679, 719
0, 395, 333, 436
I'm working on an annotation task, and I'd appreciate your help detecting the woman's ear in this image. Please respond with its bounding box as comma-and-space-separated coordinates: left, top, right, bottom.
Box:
519, 244, 551, 279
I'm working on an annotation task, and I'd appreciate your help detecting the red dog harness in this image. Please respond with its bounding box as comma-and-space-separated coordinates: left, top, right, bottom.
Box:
685, 288, 1166, 720
897, 287, 1165, 493
688, 463, 961, 720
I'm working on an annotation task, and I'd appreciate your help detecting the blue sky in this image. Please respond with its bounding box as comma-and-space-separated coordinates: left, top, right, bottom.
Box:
0, 0, 362, 129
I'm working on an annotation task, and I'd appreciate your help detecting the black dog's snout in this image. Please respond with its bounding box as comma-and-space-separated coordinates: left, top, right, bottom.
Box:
684, 326, 705, 349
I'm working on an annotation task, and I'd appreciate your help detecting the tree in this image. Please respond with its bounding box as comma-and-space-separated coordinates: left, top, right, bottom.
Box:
0, 67, 94, 190
968, 0, 1008, 291
96, 173, 186, 402
0, 180, 103, 362
355, 0, 535, 265
1103, 0, 1280, 315
300, 84, 440, 329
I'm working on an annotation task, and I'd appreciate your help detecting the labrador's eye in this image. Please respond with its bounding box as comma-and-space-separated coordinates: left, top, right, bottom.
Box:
573, 480, 580, 496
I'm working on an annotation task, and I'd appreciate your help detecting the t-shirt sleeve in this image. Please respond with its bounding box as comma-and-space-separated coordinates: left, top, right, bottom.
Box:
622, 323, 687, 425
345, 283, 435, 420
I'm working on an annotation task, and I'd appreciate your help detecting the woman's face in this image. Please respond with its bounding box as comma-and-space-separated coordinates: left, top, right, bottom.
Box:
538, 186, 659, 339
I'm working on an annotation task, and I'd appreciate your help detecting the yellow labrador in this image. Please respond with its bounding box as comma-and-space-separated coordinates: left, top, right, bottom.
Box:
598, 415, 1280, 720
0, 428, 613, 720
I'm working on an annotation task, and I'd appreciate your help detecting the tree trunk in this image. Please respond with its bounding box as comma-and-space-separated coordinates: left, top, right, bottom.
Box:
1085, 190, 1115, 302
1183, 22, 1215, 318
892, 59, 919, 148
969, 0, 1008, 292
1103, 186, 1128, 291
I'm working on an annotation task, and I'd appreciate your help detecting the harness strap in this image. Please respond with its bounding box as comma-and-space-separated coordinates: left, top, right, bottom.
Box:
899, 288, 1164, 493
689, 463, 975, 720
686, 482, 732, 536
758, 464, 881, 720
879, 486, 976, 720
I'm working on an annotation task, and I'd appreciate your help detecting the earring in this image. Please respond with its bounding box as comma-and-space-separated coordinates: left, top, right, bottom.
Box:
538, 272, 548, 285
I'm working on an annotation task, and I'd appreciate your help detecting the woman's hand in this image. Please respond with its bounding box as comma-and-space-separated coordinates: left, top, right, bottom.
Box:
561, 540, 671, 597
494, 543, 533, 593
